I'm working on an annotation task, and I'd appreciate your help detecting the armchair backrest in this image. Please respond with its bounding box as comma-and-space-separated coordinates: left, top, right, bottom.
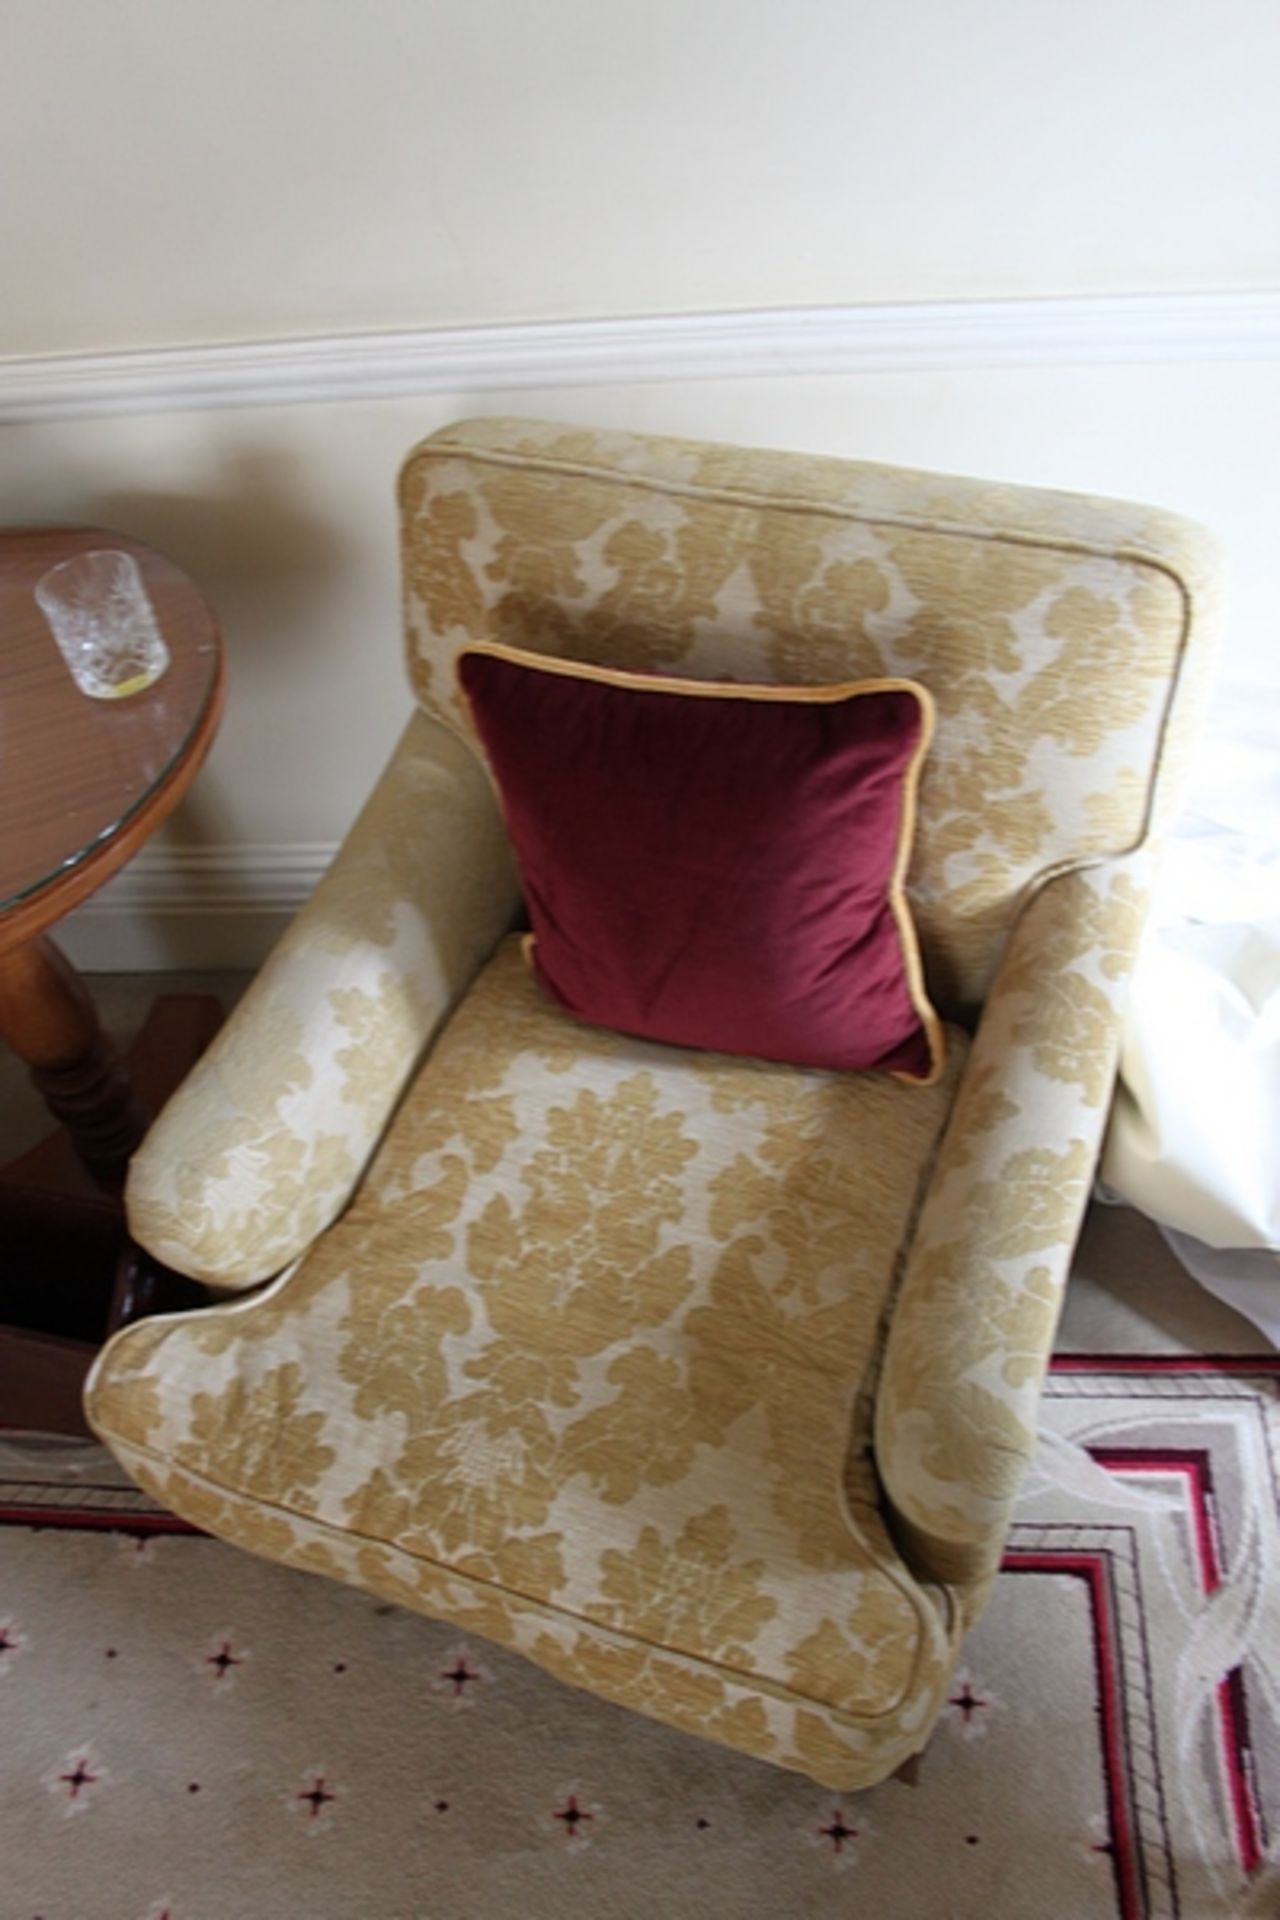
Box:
399, 418, 1221, 1013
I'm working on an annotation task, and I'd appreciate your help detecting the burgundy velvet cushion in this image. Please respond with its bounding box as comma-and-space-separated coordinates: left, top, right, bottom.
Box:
457, 644, 943, 1082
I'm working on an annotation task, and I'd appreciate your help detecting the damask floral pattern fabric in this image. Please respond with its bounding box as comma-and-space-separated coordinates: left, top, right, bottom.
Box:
88, 419, 1221, 1789
876, 856, 1156, 1593
125, 711, 521, 1288
399, 418, 1219, 1013
91, 941, 969, 1788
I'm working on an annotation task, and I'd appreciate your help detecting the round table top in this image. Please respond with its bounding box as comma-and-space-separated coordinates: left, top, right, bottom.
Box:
0, 526, 224, 950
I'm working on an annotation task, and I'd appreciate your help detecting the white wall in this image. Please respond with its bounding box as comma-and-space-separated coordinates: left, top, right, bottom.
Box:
2, 1, 1278, 966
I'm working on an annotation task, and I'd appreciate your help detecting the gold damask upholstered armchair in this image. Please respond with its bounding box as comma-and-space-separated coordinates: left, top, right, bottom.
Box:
86, 420, 1220, 1789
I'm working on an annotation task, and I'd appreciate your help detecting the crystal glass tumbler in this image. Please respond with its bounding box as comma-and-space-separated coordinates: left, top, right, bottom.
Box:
35, 549, 170, 699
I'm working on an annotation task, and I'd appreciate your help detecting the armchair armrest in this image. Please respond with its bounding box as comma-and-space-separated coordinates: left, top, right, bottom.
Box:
874, 854, 1153, 1594
126, 710, 520, 1288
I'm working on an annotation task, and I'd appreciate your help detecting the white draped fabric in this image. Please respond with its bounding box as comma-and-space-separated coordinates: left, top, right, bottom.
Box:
1103, 681, 1280, 1342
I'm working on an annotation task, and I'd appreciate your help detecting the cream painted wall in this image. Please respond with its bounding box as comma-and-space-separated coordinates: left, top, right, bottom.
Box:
4, 0, 1280, 354
2, 1, 1278, 964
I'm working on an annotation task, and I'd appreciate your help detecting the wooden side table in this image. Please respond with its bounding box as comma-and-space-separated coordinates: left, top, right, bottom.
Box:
0, 527, 226, 1432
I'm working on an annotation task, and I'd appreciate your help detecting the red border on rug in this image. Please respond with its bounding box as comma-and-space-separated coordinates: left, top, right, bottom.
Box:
1002, 1548, 1142, 1920
0, 1504, 198, 1534
1051, 1354, 1280, 1375
1087, 1447, 1265, 1875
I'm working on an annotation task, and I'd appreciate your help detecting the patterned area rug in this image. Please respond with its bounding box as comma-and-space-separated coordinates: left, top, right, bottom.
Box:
3, 1358, 1277, 1920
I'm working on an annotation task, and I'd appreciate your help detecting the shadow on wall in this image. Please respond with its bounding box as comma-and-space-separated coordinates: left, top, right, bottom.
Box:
84, 446, 360, 855
89, 446, 355, 658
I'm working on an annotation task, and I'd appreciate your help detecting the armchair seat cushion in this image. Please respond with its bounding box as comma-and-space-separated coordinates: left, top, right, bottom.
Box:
89, 938, 968, 1786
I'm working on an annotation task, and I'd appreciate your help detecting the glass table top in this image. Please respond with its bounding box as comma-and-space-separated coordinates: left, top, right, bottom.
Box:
0, 526, 221, 916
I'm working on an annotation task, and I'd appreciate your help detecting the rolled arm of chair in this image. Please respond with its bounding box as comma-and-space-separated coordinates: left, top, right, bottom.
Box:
126, 709, 520, 1289
874, 854, 1154, 1593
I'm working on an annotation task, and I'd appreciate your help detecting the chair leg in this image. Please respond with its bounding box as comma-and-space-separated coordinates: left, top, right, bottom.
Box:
893, 1751, 925, 1787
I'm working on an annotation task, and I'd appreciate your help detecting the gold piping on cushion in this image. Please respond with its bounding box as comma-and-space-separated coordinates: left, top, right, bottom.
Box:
457, 641, 945, 1086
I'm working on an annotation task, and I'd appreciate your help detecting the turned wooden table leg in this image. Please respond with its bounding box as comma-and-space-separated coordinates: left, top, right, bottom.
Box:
0, 935, 147, 1189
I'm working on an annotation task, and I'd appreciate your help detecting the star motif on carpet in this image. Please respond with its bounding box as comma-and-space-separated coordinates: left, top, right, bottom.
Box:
115, 1531, 156, 1565
198, 1636, 249, 1689
432, 1643, 491, 1709
804, 1804, 873, 1869
42, 1742, 109, 1816
1076, 1812, 1118, 1863
287, 1770, 340, 1832
0, 1618, 28, 1669
943, 1667, 1001, 1741
299, 1777, 336, 1818
553, 1794, 592, 1839
817, 1810, 860, 1853
544, 1786, 604, 1848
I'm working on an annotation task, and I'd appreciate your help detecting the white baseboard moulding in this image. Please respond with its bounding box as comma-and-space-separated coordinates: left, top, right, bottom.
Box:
59, 844, 336, 973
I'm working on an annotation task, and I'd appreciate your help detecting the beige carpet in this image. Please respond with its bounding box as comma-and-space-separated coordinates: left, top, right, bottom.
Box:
3, 1341, 1277, 1918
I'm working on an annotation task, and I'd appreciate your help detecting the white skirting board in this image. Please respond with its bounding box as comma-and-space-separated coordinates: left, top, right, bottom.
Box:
57, 845, 335, 973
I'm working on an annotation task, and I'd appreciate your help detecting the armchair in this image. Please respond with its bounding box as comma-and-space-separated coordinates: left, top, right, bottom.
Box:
86, 419, 1220, 1789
